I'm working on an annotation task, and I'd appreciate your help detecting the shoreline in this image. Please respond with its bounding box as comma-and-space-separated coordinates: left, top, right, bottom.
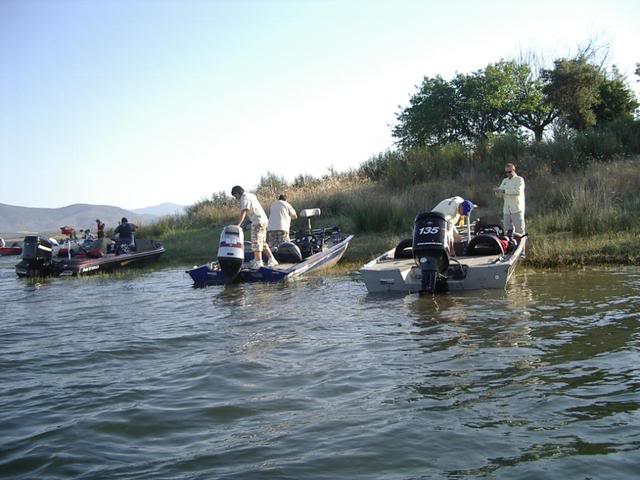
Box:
151, 227, 640, 271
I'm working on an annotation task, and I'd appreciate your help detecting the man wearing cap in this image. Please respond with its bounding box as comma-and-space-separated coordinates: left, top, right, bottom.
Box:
431, 196, 475, 255
494, 163, 525, 235
231, 185, 278, 270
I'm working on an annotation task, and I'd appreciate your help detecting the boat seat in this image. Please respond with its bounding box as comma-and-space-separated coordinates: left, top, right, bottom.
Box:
299, 208, 321, 218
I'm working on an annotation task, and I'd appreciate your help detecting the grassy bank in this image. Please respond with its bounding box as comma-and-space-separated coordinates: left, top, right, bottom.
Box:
145, 160, 640, 270
138, 121, 640, 270
152, 227, 640, 271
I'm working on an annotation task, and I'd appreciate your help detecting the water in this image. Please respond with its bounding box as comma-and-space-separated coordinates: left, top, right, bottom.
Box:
1, 256, 639, 479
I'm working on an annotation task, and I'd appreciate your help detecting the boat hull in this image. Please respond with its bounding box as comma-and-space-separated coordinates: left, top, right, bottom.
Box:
187, 235, 353, 287
0, 247, 22, 256
361, 237, 526, 294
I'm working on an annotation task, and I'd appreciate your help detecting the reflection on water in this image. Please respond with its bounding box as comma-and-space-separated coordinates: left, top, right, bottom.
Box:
1, 259, 639, 479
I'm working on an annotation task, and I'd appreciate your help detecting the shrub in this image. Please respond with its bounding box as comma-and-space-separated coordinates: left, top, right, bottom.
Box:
256, 171, 289, 198
529, 135, 580, 171
574, 128, 623, 162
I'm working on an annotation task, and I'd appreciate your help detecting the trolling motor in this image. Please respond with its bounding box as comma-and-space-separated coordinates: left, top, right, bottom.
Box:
217, 225, 244, 283
412, 212, 450, 293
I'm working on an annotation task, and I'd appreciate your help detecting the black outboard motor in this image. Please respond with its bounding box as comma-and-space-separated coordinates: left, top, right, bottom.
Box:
412, 212, 450, 293
15, 236, 55, 277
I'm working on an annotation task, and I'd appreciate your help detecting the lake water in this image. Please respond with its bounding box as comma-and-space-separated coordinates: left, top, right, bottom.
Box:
1, 256, 639, 479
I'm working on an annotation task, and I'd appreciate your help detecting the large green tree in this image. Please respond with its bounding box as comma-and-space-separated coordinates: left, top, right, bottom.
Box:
484, 60, 558, 142
393, 54, 638, 149
392, 75, 461, 148
451, 69, 513, 141
392, 71, 510, 148
542, 57, 604, 130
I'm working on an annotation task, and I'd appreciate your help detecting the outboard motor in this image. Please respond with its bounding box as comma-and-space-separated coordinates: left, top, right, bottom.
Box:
217, 225, 244, 283
412, 212, 450, 293
15, 236, 55, 277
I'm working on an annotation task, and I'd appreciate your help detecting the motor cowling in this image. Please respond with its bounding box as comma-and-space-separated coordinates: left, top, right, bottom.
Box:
412, 212, 450, 293
22, 236, 53, 261
15, 236, 55, 277
217, 225, 244, 283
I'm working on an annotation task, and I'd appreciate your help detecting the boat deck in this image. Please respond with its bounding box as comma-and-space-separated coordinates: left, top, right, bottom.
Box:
365, 253, 503, 272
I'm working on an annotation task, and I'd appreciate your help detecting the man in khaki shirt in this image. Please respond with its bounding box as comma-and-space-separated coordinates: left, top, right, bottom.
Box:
494, 163, 525, 235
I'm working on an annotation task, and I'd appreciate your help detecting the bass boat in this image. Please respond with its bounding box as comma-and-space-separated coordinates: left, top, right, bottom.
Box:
15, 235, 165, 278
187, 209, 353, 287
360, 211, 526, 294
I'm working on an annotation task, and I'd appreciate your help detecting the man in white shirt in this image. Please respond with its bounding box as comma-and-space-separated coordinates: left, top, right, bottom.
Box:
494, 163, 525, 235
231, 185, 278, 269
267, 194, 298, 248
431, 196, 475, 255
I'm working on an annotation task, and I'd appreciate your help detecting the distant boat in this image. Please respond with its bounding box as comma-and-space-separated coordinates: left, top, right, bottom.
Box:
15, 235, 164, 277
0, 238, 22, 256
0, 244, 22, 256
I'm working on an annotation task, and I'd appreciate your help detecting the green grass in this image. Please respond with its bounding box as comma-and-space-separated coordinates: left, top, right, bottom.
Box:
524, 231, 640, 268
153, 227, 222, 267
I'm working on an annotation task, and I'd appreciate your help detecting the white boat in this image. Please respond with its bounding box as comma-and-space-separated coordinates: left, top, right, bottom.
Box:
360, 213, 526, 294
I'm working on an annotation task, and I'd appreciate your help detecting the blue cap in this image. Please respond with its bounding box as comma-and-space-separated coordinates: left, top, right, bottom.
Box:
461, 200, 476, 215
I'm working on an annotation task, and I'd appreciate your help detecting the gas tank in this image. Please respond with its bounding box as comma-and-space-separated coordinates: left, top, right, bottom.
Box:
217, 225, 244, 283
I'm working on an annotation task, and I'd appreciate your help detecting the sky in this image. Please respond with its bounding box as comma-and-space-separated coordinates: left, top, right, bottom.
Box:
1, 0, 639, 210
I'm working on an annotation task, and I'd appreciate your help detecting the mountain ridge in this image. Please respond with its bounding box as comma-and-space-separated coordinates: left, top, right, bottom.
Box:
0, 202, 160, 234
131, 202, 185, 216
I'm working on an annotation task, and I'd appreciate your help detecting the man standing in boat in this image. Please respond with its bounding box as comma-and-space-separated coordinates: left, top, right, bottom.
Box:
113, 217, 137, 253
494, 163, 525, 235
231, 185, 278, 270
267, 194, 298, 248
96, 219, 105, 239
431, 196, 475, 255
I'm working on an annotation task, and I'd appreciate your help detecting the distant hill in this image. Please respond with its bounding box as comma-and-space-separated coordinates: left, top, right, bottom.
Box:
131, 202, 185, 216
0, 203, 158, 235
